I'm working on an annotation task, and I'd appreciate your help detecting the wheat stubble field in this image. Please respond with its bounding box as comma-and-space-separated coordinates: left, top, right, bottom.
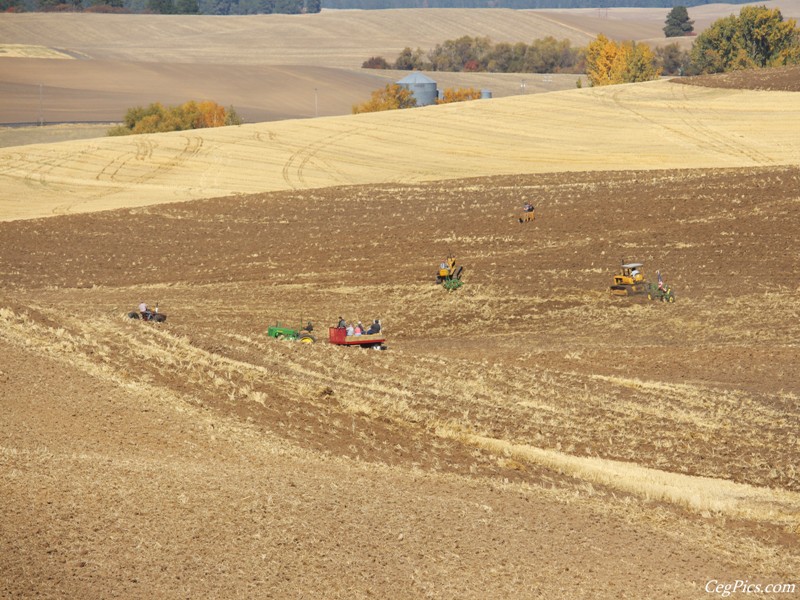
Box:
1, 10, 800, 600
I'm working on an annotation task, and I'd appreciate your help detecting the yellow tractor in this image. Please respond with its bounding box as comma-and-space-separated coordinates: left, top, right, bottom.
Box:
518, 203, 535, 223
436, 256, 464, 291
610, 262, 648, 296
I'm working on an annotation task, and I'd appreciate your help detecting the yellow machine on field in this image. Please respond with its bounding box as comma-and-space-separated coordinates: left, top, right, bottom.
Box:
436, 255, 464, 291
518, 202, 536, 223
610, 262, 648, 296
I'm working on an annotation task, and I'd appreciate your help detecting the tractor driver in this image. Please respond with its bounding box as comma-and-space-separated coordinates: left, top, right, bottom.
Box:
138, 301, 152, 320
523, 202, 534, 213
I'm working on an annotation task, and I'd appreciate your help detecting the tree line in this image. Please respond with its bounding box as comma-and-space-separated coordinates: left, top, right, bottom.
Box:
4, 0, 319, 14
364, 36, 586, 74
363, 6, 799, 80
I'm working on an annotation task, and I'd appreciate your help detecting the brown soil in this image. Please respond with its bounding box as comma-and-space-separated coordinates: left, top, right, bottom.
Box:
1, 165, 798, 598
675, 65, 800, 92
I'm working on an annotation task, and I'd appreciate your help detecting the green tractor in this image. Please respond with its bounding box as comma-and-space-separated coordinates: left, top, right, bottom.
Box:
646, 282, 675, 303
646, 271, 675, 303
436, 256, 465, 291
267, 320, 316, 343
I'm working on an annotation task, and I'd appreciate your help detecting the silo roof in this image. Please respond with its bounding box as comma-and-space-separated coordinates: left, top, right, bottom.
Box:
396, 72, 437, 85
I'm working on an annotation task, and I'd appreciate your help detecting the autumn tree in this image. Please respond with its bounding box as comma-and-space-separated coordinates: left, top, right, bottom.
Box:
361, 56, 391, 69
393, 47, 426, 71
437, 87, 482, 104
655, 42, 691, 75
108, 100, 240, 136
690, 6, 800, 74
352, 84, 417, 114
586, 34, 661, 86
523, 36, 583, 73
485, 42, 528, 73
428, 36, 492, 72
664, 6, 694, 38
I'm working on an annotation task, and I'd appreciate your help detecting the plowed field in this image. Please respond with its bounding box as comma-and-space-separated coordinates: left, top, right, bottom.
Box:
2, 163, 799, 598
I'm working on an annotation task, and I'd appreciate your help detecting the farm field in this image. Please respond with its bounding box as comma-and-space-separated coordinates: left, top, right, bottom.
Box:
1, 6, 799, 599
1, 163, 799, 598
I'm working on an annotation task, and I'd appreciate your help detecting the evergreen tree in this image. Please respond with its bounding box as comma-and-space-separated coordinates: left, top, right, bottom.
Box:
664, 6, 694, 37
305, 0, 320, 12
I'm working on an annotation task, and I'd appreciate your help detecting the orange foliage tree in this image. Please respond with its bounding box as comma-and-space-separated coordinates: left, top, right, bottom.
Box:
437, 87, 482, 104
352, 84, 417, 114
109, 100, 241, 136
586, 34, 661, 86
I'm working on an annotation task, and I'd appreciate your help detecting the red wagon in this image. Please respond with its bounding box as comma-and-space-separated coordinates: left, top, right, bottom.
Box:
328, 327, 386, 350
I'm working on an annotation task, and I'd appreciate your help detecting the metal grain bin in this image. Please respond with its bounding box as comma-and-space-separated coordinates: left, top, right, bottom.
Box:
396, 72, 438, 107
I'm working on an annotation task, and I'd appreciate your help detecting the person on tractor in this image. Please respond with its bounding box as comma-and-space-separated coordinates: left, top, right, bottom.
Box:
138, 301, 152, 320
523, 202, 534, 213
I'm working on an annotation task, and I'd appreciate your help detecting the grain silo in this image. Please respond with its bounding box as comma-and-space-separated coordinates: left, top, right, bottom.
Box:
396, 72, 438, 107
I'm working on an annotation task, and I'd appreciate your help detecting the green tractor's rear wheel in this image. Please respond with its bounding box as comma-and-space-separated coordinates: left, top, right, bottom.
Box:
298, 333, 316, 343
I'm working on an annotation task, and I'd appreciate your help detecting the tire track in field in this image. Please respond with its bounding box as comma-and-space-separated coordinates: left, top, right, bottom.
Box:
669, 84, 776, 165
609, 85, 775, 166
281, 127, 363, 189
132, 134, 203, 185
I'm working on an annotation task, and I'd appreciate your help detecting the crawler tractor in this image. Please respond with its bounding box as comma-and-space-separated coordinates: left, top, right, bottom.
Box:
610, 262, 648, 296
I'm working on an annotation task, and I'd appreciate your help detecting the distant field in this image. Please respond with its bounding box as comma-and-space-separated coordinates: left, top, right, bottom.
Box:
1, 3, 798, 131
1, 78, 798, 220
